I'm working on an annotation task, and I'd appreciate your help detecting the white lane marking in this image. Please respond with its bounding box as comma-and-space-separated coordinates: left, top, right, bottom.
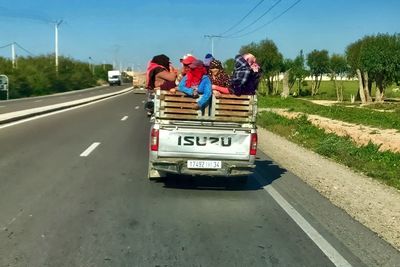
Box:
0, 89, 133, 130
1, 210, 24, 231
255, 174, 352, 267
134, 106, 140, 110
141, 100, 145, 103
121, 116, 128, 121
0, 106, 5, 108
34, 100, 43, 103
80, 142, 100, 157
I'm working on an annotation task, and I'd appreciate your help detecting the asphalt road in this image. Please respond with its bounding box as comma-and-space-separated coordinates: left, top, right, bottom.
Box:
0, 91, 399, 266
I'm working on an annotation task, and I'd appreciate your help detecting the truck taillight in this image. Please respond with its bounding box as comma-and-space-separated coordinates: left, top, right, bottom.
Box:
150, 128, 159, 151
250, 133, 257, 155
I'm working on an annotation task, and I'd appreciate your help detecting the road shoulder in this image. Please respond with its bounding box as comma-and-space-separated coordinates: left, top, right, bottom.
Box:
257, 127, 400, 252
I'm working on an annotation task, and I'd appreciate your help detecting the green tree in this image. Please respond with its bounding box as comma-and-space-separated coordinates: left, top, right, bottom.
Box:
290, 50, 308, 95
346, 39, 372, 103
359, 33, 400, 102
329, 54, 348, 101
223, 58, 235, 75
347, 33, 400, 103
306, 49, 330, 95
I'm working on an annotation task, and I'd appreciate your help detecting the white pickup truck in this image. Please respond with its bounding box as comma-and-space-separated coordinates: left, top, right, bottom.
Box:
147, 90, 257, 180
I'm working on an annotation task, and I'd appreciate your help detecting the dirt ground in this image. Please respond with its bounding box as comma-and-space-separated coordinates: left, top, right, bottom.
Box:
262, 108, 400, 153
257, 127, 400, 251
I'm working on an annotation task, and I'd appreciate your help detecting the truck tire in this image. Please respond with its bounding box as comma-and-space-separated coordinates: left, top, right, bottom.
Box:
237, 175, 248, 184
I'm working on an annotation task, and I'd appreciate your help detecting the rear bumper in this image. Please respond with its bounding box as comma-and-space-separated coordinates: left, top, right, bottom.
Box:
151, 159, 255, 177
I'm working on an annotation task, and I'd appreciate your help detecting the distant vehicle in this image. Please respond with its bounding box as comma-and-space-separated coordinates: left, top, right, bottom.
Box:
107, 70, 122, 86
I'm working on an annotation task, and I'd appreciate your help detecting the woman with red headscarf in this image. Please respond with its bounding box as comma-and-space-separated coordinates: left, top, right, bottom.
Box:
178, 59, 212, 110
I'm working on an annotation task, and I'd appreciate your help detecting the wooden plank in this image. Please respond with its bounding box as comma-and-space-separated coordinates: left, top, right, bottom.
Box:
164, 96, 197, 103
163, 102, 198, 109
160, 91, 186, 97
215, 104, 251, 111
213, 116, 250, 122
163, 108, 198, 114
215, 99, 250, 105
216, 94, 251, 100
160, 114, 202, 120
215, 110, 250, 117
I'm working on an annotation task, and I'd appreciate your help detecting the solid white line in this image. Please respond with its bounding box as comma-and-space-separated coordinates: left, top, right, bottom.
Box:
121, 116, 128, 121
135, 106, 140, 110
255, 174, 352, 267
34, 100, 43, 103
80, 142, 100, 157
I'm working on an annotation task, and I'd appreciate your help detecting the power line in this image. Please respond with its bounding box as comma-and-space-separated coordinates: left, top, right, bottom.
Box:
223, 0, 302, 39
15, 42, 34, 56
223, 0, 282, 38
0, 43, 12, 49
219, 0, 265, 36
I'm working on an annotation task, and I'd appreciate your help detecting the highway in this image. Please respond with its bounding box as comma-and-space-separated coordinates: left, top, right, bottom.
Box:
0, 87, 399, 266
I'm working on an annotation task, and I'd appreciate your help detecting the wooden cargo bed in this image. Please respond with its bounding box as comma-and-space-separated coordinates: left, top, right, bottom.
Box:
155, 90, 257, 123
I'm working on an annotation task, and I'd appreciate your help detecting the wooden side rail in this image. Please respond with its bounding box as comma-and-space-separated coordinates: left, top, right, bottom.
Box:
155, 90, 256, 122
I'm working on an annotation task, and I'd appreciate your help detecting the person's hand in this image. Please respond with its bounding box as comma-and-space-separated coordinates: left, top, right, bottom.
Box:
192, 89, 199, 98
213, 90, 221, 97
169, 64, 178, 74
169, 88, 177, 94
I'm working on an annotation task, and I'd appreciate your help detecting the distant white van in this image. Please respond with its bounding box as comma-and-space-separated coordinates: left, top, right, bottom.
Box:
107, 70, 122, 86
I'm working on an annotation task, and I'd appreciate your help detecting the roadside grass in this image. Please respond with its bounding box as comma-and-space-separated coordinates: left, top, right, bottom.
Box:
258, 96, 400, 131
258, 80, 400, 101
257, 112, 400, 190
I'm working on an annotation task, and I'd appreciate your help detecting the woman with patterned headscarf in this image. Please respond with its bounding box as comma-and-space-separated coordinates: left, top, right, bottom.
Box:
231, 53, 262, 95
208, 59, 232, 95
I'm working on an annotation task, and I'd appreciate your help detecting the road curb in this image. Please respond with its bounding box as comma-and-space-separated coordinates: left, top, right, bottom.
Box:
0, 87, 133, 125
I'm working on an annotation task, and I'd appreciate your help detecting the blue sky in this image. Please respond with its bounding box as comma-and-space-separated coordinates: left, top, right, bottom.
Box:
0, 0, 399, 71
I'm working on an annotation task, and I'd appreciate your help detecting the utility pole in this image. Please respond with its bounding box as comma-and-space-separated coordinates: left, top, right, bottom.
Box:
204, 35, 221, 56
11, 42, 16, 69
55, 20, 63, 73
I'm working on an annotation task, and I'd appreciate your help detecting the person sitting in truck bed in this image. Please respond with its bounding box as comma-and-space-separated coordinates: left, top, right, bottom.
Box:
145, 54, 178, 115
146, 54, 177, 90
178, 59, 212, 110
208, 59, 232, 96
231, 53, 262, 96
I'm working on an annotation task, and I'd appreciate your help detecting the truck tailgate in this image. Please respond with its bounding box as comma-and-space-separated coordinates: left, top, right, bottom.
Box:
158, 128, 251, 160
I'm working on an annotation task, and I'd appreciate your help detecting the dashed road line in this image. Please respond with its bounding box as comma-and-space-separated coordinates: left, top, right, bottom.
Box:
34, 100, 43, 103
121, 116, 128, 121
1, 210, 24, 231
80, 142, 100, 157
254, 173, 352, 267
135, 106, 140, 110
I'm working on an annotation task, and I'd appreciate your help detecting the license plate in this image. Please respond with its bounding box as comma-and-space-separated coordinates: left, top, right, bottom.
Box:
187, 160, 221, 169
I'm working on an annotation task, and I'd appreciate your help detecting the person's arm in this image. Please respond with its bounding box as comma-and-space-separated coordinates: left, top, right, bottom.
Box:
212, 84, 230, 94
156, 70, 177, 81
197, 76, 212, 108
177, 76, 194, 95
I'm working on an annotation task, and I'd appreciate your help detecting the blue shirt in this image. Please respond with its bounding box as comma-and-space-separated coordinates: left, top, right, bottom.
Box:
178, 75, 212, 108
